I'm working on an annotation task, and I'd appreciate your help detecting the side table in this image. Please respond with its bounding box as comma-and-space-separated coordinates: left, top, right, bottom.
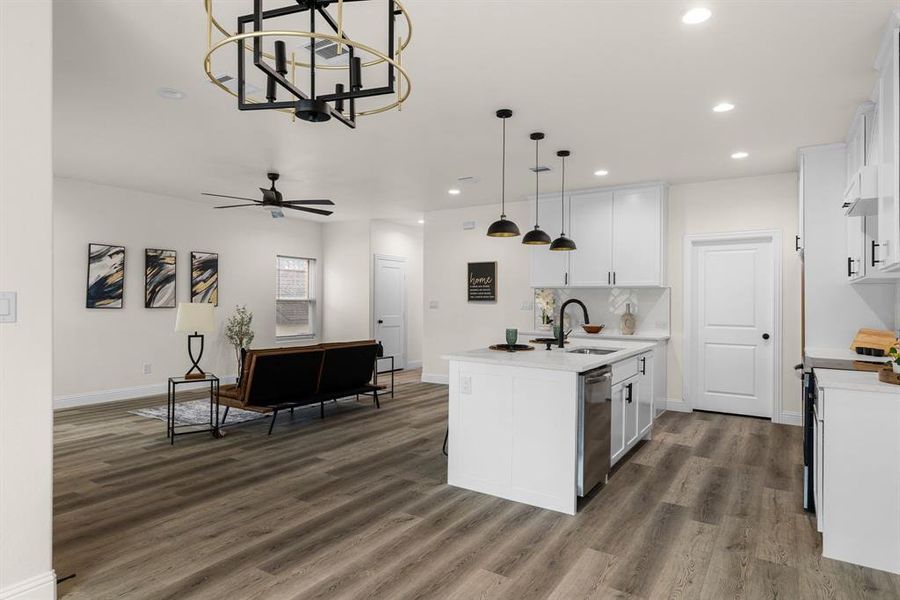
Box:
167, 374, 222, 445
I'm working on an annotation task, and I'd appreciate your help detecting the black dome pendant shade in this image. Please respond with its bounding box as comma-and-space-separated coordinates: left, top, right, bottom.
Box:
487, 109, 521, 238
550, 150, 577, 251
522, 132, 552, 245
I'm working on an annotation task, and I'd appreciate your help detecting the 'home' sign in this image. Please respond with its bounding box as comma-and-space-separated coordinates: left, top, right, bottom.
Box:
467, 262, 497, 302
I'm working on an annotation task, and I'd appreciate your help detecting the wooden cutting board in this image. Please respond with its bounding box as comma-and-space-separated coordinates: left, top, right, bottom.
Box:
850, 328, 896, 354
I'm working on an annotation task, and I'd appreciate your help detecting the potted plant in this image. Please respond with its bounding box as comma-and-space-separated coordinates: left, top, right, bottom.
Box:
225, 305, 255, 382
888, 346, 900, 374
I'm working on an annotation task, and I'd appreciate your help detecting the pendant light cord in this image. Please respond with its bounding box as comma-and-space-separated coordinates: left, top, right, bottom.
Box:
534, 137, 540, 227
501, 117, 506, 218
560, 155, 566, 235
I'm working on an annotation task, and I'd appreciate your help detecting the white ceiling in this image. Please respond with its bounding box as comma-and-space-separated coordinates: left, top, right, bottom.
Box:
53, 0, 897, 222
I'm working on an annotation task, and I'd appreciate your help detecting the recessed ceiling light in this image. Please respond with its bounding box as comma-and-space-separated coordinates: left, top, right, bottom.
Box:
713, 102, 735, 113
448, 188, 461, 195
594, 169, 609, 177
157, 87, 186, 100
682, 7, 711, 25
731, 151, 749, 159
417, 219, 425, 224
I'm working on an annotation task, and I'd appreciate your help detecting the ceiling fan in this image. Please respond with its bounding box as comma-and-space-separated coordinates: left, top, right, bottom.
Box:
202, 172, 334, 218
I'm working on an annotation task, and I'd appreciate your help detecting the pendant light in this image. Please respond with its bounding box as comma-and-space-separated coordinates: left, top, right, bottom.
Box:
522, 132, 552, 245
549, 150, 576, 251
486, 109, 521, 237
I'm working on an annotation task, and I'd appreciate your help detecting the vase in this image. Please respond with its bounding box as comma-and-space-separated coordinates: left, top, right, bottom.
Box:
621, 303, 636, 336
892, 361, 900, 374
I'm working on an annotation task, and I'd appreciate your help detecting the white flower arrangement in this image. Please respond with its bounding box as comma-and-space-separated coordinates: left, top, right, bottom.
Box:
535, 288, 556, 326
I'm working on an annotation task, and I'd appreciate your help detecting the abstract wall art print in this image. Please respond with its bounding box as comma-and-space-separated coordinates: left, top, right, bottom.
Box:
86, 243, 125, 309
145, 249, 176, 308
191, 251, 218, 306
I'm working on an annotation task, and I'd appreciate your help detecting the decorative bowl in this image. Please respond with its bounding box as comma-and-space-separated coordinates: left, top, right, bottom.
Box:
582, 324, 604, 334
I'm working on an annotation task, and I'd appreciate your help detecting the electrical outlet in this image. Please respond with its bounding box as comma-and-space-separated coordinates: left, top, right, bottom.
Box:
520, 301, 533, 311
460, 376, 472, 395
143, 363, 152, 375
429, 300, 440, 309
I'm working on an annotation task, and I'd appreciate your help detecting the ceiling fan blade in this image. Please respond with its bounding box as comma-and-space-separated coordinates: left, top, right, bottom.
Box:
202, 192, 261, 203
281, 199, 336, 206
282, 205, 334, 216
214, 203, 262, 209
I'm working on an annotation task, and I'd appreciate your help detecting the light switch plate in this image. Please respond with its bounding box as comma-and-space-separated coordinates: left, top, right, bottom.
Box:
429, 300, 440, 309
460, 376, 472, 395
0, 292, 16, 323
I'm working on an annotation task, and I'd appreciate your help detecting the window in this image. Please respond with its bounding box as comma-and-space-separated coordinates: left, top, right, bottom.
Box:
276, 256, 316, 338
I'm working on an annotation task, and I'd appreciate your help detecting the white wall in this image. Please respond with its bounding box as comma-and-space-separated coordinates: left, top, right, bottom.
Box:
322, 220, 371, 342
667, 173, 803, 415
53, 177, 323, 406
0, 1, 56, 598
371, 220, 424, 366
422, 201, 537, 382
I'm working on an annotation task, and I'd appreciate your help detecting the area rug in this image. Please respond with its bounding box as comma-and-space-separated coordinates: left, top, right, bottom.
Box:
130, 396, 370, 428
130, 400, 266, 427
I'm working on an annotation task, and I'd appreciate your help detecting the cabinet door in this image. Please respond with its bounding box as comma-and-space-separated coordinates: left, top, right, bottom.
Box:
530, 195, 569, 287
610, 381, 625, 463
797, 154, 805, 253
612, 187, 662, 286
624, 378, 639, 448
568, 192, 613, 286
847, 215, 865, 280
637, 354, 653, 435
876, 30, 899, 267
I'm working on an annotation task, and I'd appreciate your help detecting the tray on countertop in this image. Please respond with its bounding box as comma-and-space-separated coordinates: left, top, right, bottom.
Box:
489, 344, 535, 352
878, 366, 900, 385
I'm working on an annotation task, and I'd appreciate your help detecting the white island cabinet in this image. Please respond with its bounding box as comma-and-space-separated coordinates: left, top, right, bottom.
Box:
444, 340, 655, 515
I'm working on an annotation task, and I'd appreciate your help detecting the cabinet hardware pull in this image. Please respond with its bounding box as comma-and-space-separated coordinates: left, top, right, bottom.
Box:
640, 357, 646, 375
872, 240, 883, 266
842, 202, 851, 209
847, 256, 857, 277
795, 235, 801, 252
607, 271, 611, 285
626, 383, 633, 404
565, 272, 568, 286
613, 272, 616, 285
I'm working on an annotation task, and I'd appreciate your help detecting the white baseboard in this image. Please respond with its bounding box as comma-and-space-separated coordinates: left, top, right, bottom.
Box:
406, 360, 423, 370
776, 410, 803, 427
664, 397, 692, 413
54, 376, 237, 410
421, 372, 449, 385
0, 570, 56, 600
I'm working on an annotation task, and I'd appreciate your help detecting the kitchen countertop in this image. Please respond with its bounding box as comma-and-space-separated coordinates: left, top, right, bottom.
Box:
523, 330, 670, 342
443, 339, 656, 373
814, 368, 900, 394
805, 347, 886, 364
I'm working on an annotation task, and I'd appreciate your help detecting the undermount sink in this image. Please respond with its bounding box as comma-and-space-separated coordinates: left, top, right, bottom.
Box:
566, 347, 620, 356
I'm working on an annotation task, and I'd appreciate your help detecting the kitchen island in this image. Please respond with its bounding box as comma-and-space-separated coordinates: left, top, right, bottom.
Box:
444, 339, 657, 515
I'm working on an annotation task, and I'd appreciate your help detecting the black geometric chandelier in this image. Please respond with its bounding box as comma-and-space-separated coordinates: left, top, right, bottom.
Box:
203, 0, 412, 129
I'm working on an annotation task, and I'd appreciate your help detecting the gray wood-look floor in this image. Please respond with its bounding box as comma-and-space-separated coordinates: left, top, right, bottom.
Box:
55, 370, 900, 599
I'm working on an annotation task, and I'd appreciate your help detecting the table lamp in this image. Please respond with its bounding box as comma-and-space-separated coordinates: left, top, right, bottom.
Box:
175, 302, 216, 379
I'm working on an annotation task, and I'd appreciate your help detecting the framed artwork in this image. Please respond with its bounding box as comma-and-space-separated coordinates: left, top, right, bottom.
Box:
191, 251, 218, 305
467, 261, 497, 302
86, 243, 125, 309
145, 249, 176, 308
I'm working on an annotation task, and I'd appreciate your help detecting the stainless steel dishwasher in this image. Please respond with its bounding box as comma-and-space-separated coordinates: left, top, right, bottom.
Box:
577, 365, 612, 497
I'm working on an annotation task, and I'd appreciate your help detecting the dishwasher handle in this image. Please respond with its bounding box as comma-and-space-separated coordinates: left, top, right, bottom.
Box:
584, 372, 611, 385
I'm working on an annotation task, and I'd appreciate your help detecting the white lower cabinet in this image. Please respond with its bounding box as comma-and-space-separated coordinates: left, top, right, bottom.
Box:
611, 352, 653, 466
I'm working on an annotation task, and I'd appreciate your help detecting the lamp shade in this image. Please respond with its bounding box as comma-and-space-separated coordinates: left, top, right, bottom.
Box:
175, 302, 216, 333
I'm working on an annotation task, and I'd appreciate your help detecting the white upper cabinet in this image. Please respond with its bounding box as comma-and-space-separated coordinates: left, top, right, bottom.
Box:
530, 195, 568, 287
874, 27, 899, 269
530, 183, 666, 288
568, 191, 613, 286
611, 186, 664, 287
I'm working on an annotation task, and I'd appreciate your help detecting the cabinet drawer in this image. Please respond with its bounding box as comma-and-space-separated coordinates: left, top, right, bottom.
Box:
612, 353, 649, 384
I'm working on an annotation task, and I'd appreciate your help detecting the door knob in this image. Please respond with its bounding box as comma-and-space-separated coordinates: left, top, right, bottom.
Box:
377, 319, 384, 324
762, 333, 770, 340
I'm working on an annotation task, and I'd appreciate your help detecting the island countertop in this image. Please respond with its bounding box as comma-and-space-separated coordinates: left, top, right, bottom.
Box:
443, 339, 657, 373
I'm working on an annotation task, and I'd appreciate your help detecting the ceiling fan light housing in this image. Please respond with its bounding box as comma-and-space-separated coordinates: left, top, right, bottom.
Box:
487, 217, 521, 237
549, 235, 577, 251
522, 227, 552, 245
295, 98, 332, 123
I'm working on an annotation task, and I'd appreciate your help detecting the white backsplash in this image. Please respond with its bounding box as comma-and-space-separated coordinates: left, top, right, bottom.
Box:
533, 287, 671, 336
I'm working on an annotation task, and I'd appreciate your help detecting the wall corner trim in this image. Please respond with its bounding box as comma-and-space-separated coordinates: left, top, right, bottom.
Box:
0, 570, 57, 600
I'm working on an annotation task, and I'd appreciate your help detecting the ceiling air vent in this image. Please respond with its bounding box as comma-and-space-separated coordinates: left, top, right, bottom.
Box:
302, 40, 350, 65
529, 166, 551, 173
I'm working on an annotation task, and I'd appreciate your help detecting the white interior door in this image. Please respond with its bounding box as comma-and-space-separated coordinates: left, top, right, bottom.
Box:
689, 236, 776, 418
373, 255, 406, 370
